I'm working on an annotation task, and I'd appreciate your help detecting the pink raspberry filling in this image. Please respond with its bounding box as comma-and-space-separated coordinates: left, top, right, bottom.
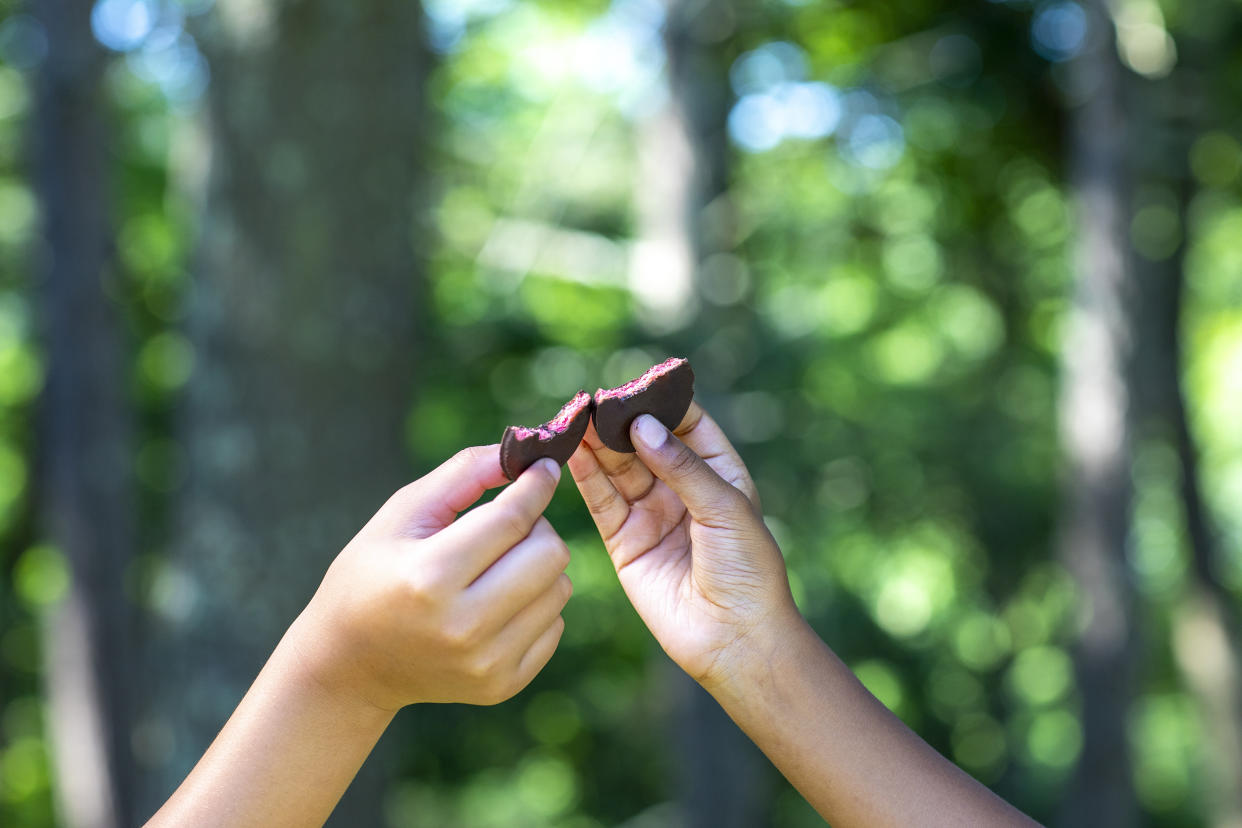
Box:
594, 357, 686, 403
511, 391, 592, 441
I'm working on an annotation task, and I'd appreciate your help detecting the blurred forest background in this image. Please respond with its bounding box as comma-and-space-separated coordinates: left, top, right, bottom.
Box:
2, 0, 1242, 825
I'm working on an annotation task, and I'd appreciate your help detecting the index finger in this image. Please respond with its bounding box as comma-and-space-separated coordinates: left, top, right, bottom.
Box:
422, 457, 563, 584
377, 444, 511, 539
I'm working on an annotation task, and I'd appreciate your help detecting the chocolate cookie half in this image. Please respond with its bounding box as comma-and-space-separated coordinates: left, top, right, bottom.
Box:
500, 390, 593, 481
592, 357, 694, 453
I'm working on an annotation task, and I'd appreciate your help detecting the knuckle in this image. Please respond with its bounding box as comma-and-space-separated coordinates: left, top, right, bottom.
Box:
551, 539, 572, 570
557, 574, 573, 602
390, 480, 422, 508
702, 491, 748, 525
450, 445, 487, 470
667, 444, 701, 477
443, 615, 482, 650
723, 485, 751, 512
404, 568, 441, 603
541, 616, 567, 653
496, 504, 533, 541
465, 650, 500, 682
526, 517, 554, 547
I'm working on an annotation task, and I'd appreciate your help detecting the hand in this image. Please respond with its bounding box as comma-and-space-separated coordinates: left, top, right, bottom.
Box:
567, 403, 799, 692
290, 446, 572, 711
570, 407, 1041, 828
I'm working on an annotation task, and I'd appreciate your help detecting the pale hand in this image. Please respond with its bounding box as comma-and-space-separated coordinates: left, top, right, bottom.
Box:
291, 446, 573, 712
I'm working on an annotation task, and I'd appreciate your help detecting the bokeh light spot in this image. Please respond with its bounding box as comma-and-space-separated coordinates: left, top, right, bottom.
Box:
14, 545, 69, 609
1030, 1, 1087, 62
820, 270, 878, 336
1190, 132, 1242, 188
728, 82, 841, 153
729, 41, 807, 96
954, 611, 1011, 671
0, 181, 36, 247
1012, 186, 1069, 248
1129, 693, 1197, 812
524, 693, 583, 747
0, 341, 42, 407
138, 331, 196, 391
129, 32, 209, 105
516, 753, 578, 817
0, 67, 28, 121
875, 576, 933, 637
91, 0, 158, 52
1008, 645, 1073, 706
882, 234, 942, 295
842, 114, 905, 170
1025, 708, 1082, 768
0, 736, 50, 801
872, 546, 956, 638
930, 285, 1005, 362
869, 321, 944, 385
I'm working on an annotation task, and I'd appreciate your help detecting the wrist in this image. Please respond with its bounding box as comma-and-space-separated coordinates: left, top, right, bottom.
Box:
282, 610, 402, 721
699, 605, 819, 706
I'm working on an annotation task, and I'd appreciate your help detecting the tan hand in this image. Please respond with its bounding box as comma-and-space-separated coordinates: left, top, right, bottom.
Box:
293, 446, 572, 711
568, 403, 797, 690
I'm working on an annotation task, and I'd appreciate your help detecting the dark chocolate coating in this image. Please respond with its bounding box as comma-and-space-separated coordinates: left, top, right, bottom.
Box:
500, 400, 592, 481
593, 361, 695, 453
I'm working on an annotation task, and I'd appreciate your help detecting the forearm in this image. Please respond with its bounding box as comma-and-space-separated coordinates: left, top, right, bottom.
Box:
707, 617, 1037, 827
145, 612, 395, 828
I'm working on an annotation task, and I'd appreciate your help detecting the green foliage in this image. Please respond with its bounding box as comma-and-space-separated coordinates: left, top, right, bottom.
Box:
0, 0, 46, 822
3, 0, 1242, 824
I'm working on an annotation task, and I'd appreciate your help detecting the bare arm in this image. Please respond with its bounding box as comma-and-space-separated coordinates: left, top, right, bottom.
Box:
145, 618, 395, 828
709, 613, 1031, 826
568, 405, 1036, 827
147, 448, 571, 827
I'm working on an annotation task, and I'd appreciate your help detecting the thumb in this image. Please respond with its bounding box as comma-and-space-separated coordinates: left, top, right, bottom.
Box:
630, 414, 749, 528
379, 444, 510, 538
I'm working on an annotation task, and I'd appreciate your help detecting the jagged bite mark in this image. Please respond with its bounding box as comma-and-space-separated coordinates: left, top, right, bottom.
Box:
500, 391, 593, 480
593, 357, 688, 402
592, 358, 694, 453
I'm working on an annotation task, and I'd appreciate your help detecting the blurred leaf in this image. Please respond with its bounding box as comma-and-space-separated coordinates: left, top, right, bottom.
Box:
14, 546, 69, 609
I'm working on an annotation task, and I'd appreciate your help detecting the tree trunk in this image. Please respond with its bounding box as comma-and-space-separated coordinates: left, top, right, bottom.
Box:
643, 1, 768, 825
1130, 64, 1242, 828
31, 2, 136, 827
138, 2, 430, 823
1055, 2, 1139, 825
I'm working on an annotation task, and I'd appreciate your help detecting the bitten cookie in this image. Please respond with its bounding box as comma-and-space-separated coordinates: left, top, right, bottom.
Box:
592, 357, 695, 453
500, 390, 593, 481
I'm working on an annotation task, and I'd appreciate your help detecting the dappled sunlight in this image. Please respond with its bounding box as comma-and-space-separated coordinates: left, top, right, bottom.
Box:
1, 0, 1240, 824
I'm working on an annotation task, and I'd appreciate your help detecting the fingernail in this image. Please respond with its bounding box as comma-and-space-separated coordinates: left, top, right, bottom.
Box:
633, 414, 667, 450
539, 457, 562, 481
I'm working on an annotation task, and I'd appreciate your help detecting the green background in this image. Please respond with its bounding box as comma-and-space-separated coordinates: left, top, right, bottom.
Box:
3, 0, 1242, 825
